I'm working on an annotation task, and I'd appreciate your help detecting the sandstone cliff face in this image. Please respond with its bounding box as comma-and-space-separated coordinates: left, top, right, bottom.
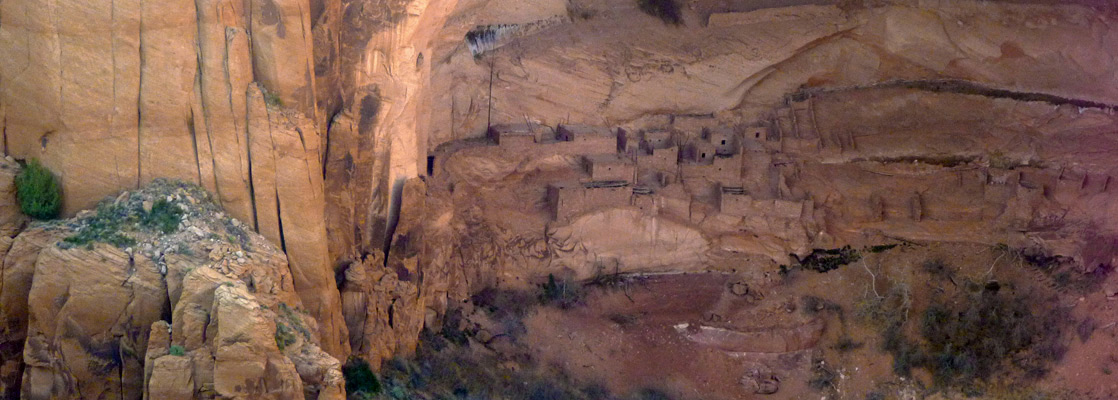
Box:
424, 1, 1118, 145
0, 181, 343, 399
4, 0, 1118, 397
410, 0, 1118, 304
0, 0, 347, 358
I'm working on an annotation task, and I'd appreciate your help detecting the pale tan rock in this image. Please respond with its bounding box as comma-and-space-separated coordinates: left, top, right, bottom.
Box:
137, 0, 202, 185
210, 285, 304, 399
142, 321, 171, 400
22, 244, 165, 400
171, 268, 227, 351
341, 258, 422, 366
284, 331, 346, 400
194, 0, 255, 226
247, 85, 283, 246
270, 110, 349, 358
146, 356, 195, 400
322, 110, 371, 265
249, 0, 319, 123
345, 177, 430, 362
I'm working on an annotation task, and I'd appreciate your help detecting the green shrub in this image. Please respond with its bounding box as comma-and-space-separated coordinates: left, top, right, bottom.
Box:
168, 345, 185, 356
15, 159, 62, 220
277, 302, 312, 340
873, 282, 1070, 391
142, 199, 183, 234
919, 289, 1067, 387
274, 321, 297, 351
343, 357, 382, 398
637, 0, 682, 25
921, 259, 955, 282
63, 202, 137, 248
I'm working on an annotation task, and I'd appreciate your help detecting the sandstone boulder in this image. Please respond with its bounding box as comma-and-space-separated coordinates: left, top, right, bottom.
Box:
4, 181, 342, 400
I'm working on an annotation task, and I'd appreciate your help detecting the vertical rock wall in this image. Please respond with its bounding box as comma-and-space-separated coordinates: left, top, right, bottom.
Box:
0, 0, 348, 361
0, 0, 461, 382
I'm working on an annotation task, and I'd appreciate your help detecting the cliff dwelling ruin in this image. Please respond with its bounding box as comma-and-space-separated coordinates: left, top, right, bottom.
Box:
2, 0, 1118, 399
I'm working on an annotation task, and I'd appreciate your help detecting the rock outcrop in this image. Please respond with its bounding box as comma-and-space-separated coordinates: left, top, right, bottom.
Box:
0, 181, 343, 400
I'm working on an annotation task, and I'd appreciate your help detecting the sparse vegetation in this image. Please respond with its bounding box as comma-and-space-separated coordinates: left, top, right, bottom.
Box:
637, 0, 683, 25
855, 282, 911, 330
833, 335, 864, 353
467, 275, 586, 341
57, 179, 217, 249
921, 259, 955, 282
62, 202, 138, 248
808, 359, 838, 392
377, 322, 594, 400
168, 345, 185, 356
15, 158, 62, 220
607, 312, 640, 327
277, 302, 312, 340
274, 321, 297, 351
342, 357, 382, 399
538, 273, 585, 309
920, 288, 1069, 386
142, 199, 183, 234
224, 217, 251, 249
263, 90, 284, 107
471, 287, 535, 338
862, 258, 1073, 393
435, 307, 472, 346
854, 155, 978, 168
